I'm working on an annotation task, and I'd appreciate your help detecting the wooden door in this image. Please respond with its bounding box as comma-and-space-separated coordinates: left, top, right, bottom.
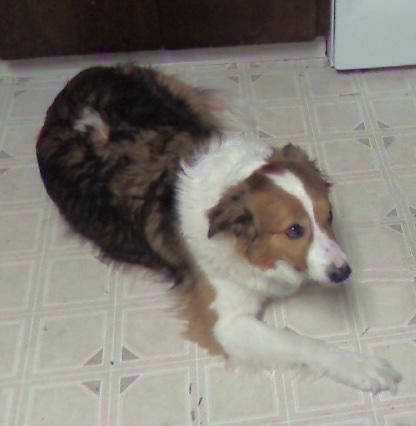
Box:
0, 0, 329, 59
0, 0, 161, 59
158, 0, 323, 49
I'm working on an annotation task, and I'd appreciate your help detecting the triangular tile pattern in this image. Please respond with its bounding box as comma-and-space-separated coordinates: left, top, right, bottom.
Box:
354, 122, 366, 131
356, 138, 370, 147
1, 48, 416, 425
386, 208, 398, 218
383, 136, 395, 148
388, 224, 403, 233
228, 76, 239, 83
84, 349, 103, 366
83, 381, 101, 396
120, 375, 140, 394
0, 150, 12, 159
121, 346, 140, 361
258, 130, 272, 138
251, 75, 262, 82
377, 120, 391, 129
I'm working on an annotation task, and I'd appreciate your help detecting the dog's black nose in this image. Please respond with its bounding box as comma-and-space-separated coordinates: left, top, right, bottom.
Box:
328, 263, 352, 283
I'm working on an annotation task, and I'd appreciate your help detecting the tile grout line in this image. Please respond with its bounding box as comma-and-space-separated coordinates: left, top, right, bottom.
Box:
1, 54, 416, 424
13, 202, 51, 425
105, 263, 120, 425
352, 71, 393, 426
358, 73, 416, 267
353, 70, 416, 425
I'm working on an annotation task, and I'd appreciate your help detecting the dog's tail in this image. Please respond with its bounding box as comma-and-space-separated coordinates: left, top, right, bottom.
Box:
200, 88, 276, 133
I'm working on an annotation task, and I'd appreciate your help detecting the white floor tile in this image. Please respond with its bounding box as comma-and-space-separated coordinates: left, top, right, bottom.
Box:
0, 43, 415, 424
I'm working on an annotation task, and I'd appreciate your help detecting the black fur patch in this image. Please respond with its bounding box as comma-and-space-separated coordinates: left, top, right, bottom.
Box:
36, 65, 221, 282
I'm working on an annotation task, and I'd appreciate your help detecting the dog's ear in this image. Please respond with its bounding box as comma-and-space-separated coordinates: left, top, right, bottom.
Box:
207, 188, 256, 240
282, 143, 310, 162
282, 143, 333, 189
266, 144, 311, 167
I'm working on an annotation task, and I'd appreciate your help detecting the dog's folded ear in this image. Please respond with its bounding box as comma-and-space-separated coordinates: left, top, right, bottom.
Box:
282, 143, 310, 162
281, 143, 333, 189
207, 187, 256, 240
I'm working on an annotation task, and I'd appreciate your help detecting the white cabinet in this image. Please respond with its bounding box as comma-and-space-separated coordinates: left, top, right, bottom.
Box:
329, 0, 416, 70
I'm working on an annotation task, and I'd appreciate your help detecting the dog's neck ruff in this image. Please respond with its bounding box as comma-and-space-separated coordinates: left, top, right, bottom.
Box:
177, 135, 273, 211
176, 136, 302, 299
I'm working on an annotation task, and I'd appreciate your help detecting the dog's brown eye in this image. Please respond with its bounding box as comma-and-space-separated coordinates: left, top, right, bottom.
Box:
285, 224, 305, 239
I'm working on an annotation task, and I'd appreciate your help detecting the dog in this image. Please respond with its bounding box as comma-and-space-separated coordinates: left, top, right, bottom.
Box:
36, 64, 401, 394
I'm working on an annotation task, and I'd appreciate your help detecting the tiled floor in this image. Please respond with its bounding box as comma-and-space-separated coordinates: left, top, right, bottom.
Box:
1, 42, 416, 425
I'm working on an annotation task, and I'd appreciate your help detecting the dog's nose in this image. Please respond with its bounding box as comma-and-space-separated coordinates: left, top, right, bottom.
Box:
328, 263, 352, 283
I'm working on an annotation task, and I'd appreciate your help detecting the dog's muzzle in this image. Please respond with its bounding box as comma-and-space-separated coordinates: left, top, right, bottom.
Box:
328, 262, 352, 284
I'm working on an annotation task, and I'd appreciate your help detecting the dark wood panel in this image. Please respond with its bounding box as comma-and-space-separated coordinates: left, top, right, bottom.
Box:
0, 0, 329, 59
158, 0, 318, 49
0, 0, 161, 59
317, 0, 331, 36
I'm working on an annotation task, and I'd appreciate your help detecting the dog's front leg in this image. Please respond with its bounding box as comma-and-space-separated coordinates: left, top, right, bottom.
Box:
214, 315, 401, 394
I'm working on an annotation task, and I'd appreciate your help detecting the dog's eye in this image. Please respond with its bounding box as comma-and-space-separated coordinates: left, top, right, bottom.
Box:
285, 224, 305, 239
328, 209, 333, 224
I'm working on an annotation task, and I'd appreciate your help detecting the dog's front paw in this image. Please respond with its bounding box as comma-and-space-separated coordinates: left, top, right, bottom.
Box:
329, 352, 402, 395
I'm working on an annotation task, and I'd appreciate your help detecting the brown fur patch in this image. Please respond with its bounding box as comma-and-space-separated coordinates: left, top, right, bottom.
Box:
207, 185, 256, 240
243, 173, 312, 271
177, 270, 226, 357
207, 144, 335, 273
263, 145, 334, 240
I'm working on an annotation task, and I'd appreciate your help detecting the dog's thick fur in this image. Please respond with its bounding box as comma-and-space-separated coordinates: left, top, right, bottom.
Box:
37, 65, 401, 394
37, 65, 220, 284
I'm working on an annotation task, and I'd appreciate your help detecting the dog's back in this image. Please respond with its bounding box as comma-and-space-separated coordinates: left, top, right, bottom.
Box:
36, 65, 221, 280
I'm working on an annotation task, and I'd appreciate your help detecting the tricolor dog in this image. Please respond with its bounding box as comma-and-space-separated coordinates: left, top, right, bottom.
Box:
37, 65, 401, 394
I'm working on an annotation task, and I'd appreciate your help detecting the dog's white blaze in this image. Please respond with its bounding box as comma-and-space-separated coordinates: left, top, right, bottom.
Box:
270, 171, 347, 284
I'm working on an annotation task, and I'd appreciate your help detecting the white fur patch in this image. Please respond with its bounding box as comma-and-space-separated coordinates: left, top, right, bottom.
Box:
269, 171, 347, 285
176, 137, 401, 395
177, 136, 314, 301
73, 107, 105, 132
177, 135, 272, 247
73, 107, 109, 144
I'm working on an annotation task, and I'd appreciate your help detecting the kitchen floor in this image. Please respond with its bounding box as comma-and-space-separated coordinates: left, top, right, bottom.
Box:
0, 42, 416, 425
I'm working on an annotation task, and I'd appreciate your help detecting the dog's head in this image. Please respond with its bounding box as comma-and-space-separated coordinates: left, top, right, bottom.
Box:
207, 144, 351, 286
